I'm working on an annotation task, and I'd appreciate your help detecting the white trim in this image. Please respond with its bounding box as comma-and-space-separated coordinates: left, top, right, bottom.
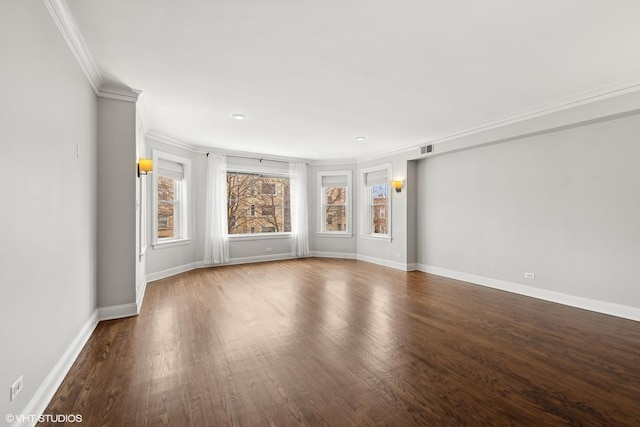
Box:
145, 132, 312, 165
310, 159, 358, 166
13, 310, 99, 427
225, 253, 298, 266
152, 150, 192, 246
357, 77, 640, 164
406, 263, 419, 271
418, 78, 640, 149
147, 132, 200, 152
97, 86, 141, 103
42, 1, 141, 103
97, 303, 138, 321
42, 0, 102, 93
356, 254, 410, 271
148, 255, 299, 282
359, 163, 392, 238
359, 234, 392, 243
309, 251, 357, 259
148, 254, 379, 283
136, 278, 148, 313
152, 238, 192, 249
316, 232, 353, 238
227, 164, 291, 176
317, 170, 353, 235
418, 264, 640, 323
229, 233, 293, 241
146, 262, 199, 283
356, 144, 419, 164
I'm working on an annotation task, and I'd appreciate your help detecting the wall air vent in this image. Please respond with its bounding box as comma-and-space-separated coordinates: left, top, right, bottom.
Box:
420, 144, 434, 155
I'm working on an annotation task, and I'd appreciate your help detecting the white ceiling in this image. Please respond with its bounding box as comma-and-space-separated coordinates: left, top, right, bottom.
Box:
65, 0, 640, 161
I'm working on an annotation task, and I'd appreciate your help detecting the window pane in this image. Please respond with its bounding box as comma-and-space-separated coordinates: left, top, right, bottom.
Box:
227, 173, 291, 234
158, 176, 176, 238
158, 202, 174, 238
158, 176, 175, 201
325, 187, 346, 205
372, 183, 389, 235
325, 206, 346, 231
372, 205, 389, 234
372, 183, 388, 204
261, 183, 276, 195
261, 205, 275, 217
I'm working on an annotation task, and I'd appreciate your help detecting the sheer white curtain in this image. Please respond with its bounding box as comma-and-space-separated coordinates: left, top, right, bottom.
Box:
204, 154, 229, 264
289, 162, 309, 257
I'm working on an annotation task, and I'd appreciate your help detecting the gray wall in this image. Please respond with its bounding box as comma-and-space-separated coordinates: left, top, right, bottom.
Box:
145, 140, 306, 278
97, 98, 137, 307
145, 138, 198, 275
0, 0, 98, 419
356, 153, 412, 268
417, 113, 640, 307
308, 163, 358, 257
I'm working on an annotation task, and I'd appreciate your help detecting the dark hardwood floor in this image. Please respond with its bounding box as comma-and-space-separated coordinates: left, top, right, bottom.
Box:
41, 259, 640, 426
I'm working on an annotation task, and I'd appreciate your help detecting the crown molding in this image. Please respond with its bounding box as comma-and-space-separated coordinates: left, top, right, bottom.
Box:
97, 86, 141, 103
308, 159, 357, 166
356, 76, 640, 165
43, 0, 640, 166
146, 132, 312, 164
356, 144, 418, 164
146, 132, 203, 152
43, 0, 142, 103
42, 0, 102, 93
421, 77, 640, 147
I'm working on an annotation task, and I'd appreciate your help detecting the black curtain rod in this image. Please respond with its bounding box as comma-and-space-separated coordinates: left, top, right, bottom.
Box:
206, 152, 308, 165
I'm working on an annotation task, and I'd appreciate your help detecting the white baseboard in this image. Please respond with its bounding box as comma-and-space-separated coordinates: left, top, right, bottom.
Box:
309, 251, 357, 259
146, 262, 199, 283
406, 263, 419, 271
356, 254, 413, 271
97, 303, 138, 321
136, 278, 148, 314
148, 256, 299, 284
13, 310, 99, 427
418, 264, 640, 322
226, 253, 297, 265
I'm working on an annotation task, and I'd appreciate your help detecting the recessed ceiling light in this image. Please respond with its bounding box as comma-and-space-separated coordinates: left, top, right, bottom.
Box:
231, 113, 247, 120
354, 136, 366, 141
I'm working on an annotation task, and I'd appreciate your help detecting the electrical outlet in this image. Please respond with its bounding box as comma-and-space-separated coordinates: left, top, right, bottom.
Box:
524, 272, 535, 280
394, 253, 401, 259
266, 248, 273, 252
10, 375, 23, 401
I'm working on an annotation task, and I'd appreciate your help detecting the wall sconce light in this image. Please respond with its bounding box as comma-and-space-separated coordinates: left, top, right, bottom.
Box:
138, 158, 153, 177
392, 180, 403, 193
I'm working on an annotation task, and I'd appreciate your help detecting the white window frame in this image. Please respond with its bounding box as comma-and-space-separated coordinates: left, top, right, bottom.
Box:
360, 164, 392, 241
317, 170, 352, 237
226, 168, 293, 240
152, 150, 192, 248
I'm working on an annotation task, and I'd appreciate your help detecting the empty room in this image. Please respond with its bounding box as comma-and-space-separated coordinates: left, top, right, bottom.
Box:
1, 0, 640, 426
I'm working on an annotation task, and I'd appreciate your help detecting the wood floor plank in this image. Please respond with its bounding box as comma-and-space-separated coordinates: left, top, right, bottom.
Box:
39, 259, 640, 426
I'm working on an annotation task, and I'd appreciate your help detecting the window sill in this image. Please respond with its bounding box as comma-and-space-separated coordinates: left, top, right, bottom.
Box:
359, 234, 392, 243
229, 233, 293, 242
153, 238, 192, 249
316, 232, 353, 238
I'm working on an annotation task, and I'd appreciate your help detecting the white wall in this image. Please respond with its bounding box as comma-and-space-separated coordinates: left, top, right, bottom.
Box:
0, 0, 98, 420
417, 113, 640, 311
